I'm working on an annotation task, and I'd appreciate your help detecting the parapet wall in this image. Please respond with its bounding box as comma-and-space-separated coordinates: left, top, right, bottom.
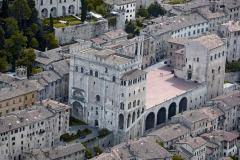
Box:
55, 19, 108, 45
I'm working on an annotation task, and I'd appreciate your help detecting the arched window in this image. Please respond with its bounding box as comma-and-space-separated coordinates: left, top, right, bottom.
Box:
218, 66, 221, 73
132, 112, 136, 123
112, 76, 116, 82
95, 71, 98, 77
90, 70, 93, 76
137, 100, 140, 106
81, 67, 84, 73
96, 95, 100, 102
133, 100, 136, 107
128, 102, 131, 109
120, 102, 124, 110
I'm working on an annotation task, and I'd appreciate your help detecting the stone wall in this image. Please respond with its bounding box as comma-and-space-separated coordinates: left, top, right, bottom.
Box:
225, 72, 240, 83
55, 19, 108, 45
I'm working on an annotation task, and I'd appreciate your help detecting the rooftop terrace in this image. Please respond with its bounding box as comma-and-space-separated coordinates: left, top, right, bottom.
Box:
146, 67, 199, 109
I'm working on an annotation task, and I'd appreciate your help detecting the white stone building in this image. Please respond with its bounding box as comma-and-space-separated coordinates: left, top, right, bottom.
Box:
219, 20, 240, 62
34, 0, 81, 18
104, 0, 136, 21
169, 34, 227, 99
0, 99, 70, 160
69, 47, 146, 143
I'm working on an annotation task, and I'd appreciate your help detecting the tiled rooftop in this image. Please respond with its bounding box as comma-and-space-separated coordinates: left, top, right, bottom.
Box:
148, 123, 190, 142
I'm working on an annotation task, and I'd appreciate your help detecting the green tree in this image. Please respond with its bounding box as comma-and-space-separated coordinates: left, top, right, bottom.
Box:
44, 33, 58, 49
11, 0, 32, 29
16, 48, 35, 76
172, 154, 184, 160
0, 27, 5, 49
125, 20, 136, 34
3, 17, 19, 38
81, 0, 87, 22
0, 56, 8, 72
0, 0, 9, 18
4, 32, 27, 69
96, 4, 107, 16
137, 8, 148, 18
148, 2, 166, 17
27, 0, 38, 24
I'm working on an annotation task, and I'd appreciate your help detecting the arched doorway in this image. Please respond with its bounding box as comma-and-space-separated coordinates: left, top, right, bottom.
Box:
68, 5, 75, 14
127, 114, 131, 128
179, 97, 187, 113
62, 6, 66, 16
118, 114, 124, 129
50, 7, 57, 17
157, 107, 166, 125
72, 101, 83, 119
168, 102, 176, 120
41, 8, 48, 18
145, 112, 155, 131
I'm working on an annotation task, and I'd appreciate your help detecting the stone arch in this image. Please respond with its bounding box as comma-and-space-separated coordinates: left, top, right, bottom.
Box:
68, 5, 75, 14
127, 114, 131, 128
72, 101, 83, 119
50, 7, 57, 17
157, 107, 166, 125
118, 114, 124, 129
179, 97, 187, 113
168, 102, 176, 120
62, 6, 66, 16
41, 8, 48, 18
132, 112, 136, 123
145, 112, 155, 131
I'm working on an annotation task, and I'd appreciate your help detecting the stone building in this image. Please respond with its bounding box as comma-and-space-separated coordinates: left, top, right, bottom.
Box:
0, 68, 38, 117
0, 100, 70, 160
169, 34, 227, 99
211, 91, 240, 131
91, 136, 171, 160
91, 30, 157, 69
143, 12, 209, 59
172, 107, 224, 137
209, 0, 240, 20
104, 0, 136, 21
34, 0, 81, 18
176, 137, 207, 160
147, 123, 190, 150
69, 47, 146, 143
219, 20, 240, 62
201, 130, 239, 158
24, 143, 85, 160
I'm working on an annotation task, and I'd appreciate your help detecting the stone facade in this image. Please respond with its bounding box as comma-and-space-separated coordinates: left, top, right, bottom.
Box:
0, 100, 70, 160
34, 0, 81, 18
69, 47, 146, 144
55, 19, 108, 45
104, 0, 136, 21
219, 20, 240, 62
170, 34, 227, 99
